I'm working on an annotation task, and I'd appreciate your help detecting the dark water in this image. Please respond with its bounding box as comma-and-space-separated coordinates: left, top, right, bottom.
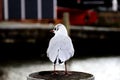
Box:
0, 36, 120, 61
0, 28, 120, 61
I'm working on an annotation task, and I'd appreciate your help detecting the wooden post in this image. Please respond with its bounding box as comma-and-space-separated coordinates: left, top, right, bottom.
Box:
27, 71, 94, 80
0, 0, 2, 21
63, 12, 70, 35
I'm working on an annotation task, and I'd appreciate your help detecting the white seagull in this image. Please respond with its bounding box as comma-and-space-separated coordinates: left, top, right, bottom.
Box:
112, 0, 118, 12
47, 24, 74, 74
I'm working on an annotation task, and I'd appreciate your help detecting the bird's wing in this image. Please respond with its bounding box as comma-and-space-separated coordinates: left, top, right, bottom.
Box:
58, 36, 74, 61
47, 35, 74, 62
47, 36, 61, 62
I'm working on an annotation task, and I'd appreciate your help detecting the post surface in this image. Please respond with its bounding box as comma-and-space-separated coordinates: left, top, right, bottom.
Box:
27, 71, 94, 80
63, 12, 70, 35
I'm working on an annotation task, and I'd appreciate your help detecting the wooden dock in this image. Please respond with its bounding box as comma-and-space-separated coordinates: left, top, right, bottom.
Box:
0, 22, 120, 43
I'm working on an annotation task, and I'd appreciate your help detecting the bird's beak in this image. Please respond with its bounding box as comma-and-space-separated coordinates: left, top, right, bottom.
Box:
50, 30, 54, 33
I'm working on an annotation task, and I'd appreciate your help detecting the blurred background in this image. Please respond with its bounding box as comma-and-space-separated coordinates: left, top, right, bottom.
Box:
0, 0, 120, 80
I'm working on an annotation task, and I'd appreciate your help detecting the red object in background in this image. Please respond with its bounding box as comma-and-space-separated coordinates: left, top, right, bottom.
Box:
57, 7, 98, 25
77, 0, 81, 3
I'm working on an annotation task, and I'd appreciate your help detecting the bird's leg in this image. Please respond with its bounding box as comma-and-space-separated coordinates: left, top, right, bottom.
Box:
64, 62, 72, 75
54, 64, 56, 73
65, 62, 68, 74
53, 64, 58, 74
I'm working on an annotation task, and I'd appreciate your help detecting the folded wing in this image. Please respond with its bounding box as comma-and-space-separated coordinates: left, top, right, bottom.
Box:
47, 35, 74, 63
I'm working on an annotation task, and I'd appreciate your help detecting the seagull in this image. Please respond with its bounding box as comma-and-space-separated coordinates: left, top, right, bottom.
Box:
112, 0, 118, 12
47, 23, 74, 74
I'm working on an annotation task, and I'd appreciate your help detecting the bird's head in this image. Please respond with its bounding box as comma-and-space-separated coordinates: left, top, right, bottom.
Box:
50, 24, 68, 35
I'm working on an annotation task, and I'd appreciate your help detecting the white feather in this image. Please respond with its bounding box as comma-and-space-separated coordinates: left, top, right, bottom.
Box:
47, 24, 74, 64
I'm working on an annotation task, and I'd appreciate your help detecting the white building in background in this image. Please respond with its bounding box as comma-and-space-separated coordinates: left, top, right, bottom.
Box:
1, 0, 57, 21
112, 0, 118, 12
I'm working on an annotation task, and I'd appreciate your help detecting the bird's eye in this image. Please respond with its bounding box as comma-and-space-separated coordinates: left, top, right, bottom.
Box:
54, 28, 59, 31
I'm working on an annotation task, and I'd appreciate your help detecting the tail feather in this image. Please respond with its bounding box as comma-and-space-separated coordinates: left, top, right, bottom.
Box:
54, 58, 64, 64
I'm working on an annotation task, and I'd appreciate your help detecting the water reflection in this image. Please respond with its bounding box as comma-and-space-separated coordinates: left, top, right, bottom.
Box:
0, 57, 120, 80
